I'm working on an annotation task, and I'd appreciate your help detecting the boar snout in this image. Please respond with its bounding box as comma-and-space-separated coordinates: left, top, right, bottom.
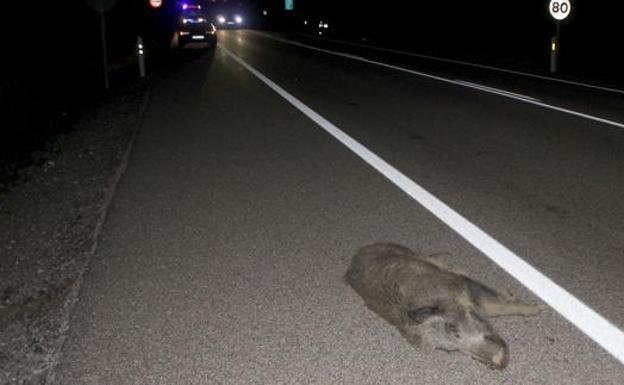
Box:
466, 333, 509, 370
417, 305, 510, 370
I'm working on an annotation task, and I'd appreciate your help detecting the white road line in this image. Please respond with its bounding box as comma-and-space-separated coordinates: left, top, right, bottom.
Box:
219, 45, 624, 366
292, 31, 624, 96
456, 80, 539, 102
252, 32, 624, 130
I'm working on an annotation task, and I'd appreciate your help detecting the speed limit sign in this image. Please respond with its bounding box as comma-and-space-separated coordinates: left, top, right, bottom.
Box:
549, 0, 571, 21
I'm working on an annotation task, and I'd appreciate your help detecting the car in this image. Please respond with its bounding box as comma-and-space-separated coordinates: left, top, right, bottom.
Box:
213, 10, 245, 29
177, 8, 217, 48
302, 18, 332, 36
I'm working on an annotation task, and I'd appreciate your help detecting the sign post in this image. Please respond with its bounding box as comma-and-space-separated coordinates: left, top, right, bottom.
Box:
99, 11, 109, 90
548, 0, 571, 74
85, 0, 117, 90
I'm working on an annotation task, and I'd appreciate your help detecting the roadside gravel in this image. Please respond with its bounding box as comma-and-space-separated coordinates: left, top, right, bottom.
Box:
0, 84, 149, 385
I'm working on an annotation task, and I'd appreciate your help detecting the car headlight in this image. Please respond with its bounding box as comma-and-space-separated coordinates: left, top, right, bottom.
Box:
234, 15, 243, 24
217, 15, 226, 24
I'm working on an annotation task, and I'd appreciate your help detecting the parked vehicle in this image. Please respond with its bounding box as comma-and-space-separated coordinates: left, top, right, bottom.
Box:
177, 8, 217, 48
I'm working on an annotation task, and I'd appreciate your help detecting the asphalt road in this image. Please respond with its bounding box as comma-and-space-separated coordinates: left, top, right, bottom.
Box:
54, 30, 624, 384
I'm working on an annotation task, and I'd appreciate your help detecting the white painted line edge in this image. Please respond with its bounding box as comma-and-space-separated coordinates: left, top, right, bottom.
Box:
219, 45, 624, 366
291, 31, 624, 96
456, 80, 539, 102
253, 31, 624, 130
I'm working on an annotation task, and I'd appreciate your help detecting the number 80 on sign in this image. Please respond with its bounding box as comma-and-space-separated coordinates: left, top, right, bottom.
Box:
549, 0, 571, 21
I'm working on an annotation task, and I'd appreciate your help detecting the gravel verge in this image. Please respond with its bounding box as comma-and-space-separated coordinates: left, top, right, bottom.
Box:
0, 84, 149, 385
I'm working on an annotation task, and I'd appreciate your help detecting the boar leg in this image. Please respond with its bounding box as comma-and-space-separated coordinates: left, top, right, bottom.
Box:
479, 298, 544, 318
466, 277, 543, 317
398, 326, 425, 347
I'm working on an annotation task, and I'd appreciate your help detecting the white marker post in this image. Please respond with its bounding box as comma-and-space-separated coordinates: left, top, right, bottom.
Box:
137, 36, 146, 78
549, 0, 571, 73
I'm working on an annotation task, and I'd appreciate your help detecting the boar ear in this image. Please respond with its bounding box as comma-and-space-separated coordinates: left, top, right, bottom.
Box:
407, 306, 441, 324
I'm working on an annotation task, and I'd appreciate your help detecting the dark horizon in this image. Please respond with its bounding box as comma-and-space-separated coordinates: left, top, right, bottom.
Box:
2, 0, 623, 171
264, 0, 623, 80
5, 1, 622, 86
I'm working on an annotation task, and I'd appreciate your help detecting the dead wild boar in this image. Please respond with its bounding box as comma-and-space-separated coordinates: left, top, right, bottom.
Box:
345, 242, 543, 370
